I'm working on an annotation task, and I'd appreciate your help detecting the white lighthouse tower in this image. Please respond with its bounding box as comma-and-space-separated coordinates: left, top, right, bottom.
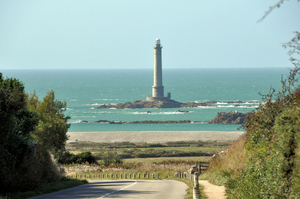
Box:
146, 38, 171, 101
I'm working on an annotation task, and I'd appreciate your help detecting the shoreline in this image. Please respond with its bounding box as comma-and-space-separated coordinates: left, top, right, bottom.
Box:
67, 131, 246, 143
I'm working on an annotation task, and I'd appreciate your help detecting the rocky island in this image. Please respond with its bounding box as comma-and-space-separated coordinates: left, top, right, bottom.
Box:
207, 111, 248, 124
94, 99, 253, 109
80, 119, 194, 124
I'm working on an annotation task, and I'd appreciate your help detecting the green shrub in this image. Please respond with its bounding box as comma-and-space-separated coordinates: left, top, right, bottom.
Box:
57, 151, 97, 165
102, 152, 123, 167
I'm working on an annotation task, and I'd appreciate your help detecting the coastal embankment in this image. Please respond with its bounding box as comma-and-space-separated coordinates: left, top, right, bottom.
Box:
67, 131, 245, 143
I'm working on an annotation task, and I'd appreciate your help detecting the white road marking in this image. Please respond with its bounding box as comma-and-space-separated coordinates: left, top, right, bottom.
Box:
99, 181, 138, 198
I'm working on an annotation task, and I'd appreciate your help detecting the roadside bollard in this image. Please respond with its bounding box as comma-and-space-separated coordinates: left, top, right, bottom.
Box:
138, 173, 140, 179
175, 173, 178, 178
129, 174, 131, 178
143, 173, 146, 178
93, 174, 95, 178
121, 174, 123, 178
147, 173, 150, 178
116, 174, 118, 178
89, 174, 91, 178
157, 173, 159, 179
106, 174, 108, 178
98, 174, 100, 178
102, 174, 105, 178
152, 174, 155, 178
125, 174, 127, 179
133, 174, 135, 179
84, 174, 86, 178
111, 174, 113, 178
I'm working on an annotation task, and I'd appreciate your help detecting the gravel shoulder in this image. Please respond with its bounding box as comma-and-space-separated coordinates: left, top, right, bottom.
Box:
67, 131, 245, 143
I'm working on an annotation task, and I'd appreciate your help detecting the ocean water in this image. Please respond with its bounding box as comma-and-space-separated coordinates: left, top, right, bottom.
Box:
1, 68, 289, 132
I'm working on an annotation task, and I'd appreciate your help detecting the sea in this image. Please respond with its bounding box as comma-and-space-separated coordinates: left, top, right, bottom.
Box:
1, 68, 290, 132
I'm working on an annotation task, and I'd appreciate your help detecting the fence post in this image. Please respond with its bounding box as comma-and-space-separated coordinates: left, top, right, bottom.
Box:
121, 174, 123, 178
138, 173, 140, 179
157, 173, 159, 179
125, 174, 127, 179
199, 161, 202, 174
133, 174, 135, 179
147, 173, 150, 178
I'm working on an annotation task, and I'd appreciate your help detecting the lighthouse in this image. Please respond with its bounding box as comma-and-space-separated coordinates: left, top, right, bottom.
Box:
146, 38, 171, 101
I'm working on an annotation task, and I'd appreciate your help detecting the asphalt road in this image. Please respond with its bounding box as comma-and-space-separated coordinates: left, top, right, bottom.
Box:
29, 180, 188, 199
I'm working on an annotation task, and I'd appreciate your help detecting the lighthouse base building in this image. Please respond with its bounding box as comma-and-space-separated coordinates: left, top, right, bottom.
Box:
146, 38, 171, 102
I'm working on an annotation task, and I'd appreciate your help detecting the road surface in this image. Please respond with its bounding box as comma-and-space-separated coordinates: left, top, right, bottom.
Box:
30, 180, 188, 199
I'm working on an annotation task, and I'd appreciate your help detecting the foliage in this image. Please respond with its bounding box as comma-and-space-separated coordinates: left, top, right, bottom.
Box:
102, 152, 123, 167
223, 68, 300, 198
0, 74, 72, 194
0, 73, 39, 193
57, 151, 97, 165
27, 90, 70, 154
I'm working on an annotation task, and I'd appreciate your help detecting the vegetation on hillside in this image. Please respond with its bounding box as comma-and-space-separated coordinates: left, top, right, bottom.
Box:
0, 73, 73, 195
202, 30, 300, 197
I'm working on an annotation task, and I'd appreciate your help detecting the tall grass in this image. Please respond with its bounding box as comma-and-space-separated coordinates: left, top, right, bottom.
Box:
199, 135, 246, 186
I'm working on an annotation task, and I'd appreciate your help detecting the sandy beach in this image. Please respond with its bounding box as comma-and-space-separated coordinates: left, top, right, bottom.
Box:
67, 131, 245, 143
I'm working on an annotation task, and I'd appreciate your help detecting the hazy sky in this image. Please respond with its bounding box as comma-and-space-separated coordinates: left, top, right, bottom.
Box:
0, 0, 299, 69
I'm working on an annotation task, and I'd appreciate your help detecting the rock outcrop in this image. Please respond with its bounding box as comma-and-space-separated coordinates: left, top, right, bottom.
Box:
94, 100, 257, 109
94, 99, 208, 109
207, 111, 247, 124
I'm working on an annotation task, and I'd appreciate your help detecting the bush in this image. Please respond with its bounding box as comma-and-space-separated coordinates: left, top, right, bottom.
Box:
57, 151, 97, 165
102, 152, 123, 167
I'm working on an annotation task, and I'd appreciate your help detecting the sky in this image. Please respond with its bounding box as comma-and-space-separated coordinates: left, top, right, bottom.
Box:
0, 0, 299, 70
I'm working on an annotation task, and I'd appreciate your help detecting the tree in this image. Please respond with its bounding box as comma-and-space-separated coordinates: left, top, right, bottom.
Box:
0, 73, 38, 193
28, 90, 70, 155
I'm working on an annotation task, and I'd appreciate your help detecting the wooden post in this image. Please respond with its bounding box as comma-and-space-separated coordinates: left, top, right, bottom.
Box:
199, 162, 202, 174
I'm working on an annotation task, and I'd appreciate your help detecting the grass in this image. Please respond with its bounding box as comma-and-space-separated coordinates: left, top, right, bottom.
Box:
123, 156, 211, 163
0, 179, 88, 199
199, 135, 246, 186
67, 140, 228, 161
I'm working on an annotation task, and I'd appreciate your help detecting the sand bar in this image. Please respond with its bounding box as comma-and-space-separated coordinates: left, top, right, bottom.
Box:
67, 131, 245, 143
